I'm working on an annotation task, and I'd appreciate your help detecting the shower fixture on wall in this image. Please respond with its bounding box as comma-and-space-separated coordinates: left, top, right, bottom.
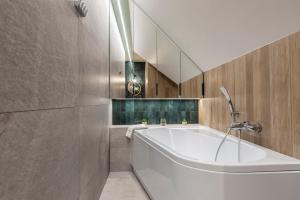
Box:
215, 86, 262, 162
219, 86, 239, 122
74, 0, 88, 17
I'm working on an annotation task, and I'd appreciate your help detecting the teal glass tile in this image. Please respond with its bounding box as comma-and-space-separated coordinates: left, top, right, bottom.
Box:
112, 99, 199, 125
189, 111, 198, 124
125, 100, 134, 112
180, 111, 187, 121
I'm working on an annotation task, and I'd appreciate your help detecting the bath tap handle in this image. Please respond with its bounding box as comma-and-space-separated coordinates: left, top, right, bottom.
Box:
243, 121, 262, 133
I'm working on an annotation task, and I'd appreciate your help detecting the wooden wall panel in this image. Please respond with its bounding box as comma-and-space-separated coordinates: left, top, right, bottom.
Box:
210, 67, 221, 130
181, 74, 203, 98
200, 31, 300, 158
157, 72, 178, 98
145, 62, 178, 98
268, 37, 292, 156
200, 70, 215, 126
204, 70, 214, 98
291, 32, 300, 159
199, 99, 212, 126
145, 62, 158, 98
233, 56, 253, 141
246, 47, 270, 146
219, 63, 235, 132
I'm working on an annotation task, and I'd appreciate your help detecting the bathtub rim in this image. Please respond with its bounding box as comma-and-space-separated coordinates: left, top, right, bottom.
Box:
133, 126, 300, 173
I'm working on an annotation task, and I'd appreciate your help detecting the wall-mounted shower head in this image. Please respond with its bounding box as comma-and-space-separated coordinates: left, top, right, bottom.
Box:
219, 86, 234, 114
74, 0, 88, 17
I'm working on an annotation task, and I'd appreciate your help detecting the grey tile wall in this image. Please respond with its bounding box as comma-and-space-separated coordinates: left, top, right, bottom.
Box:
0, 108, 80, 200
0, 0, 80, 113
109, 127, 131, 172
79, 105, 110, 200
0, 0, 110, 200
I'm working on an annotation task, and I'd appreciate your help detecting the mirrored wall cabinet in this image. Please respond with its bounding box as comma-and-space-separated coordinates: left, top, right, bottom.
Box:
109, 0, 203, 99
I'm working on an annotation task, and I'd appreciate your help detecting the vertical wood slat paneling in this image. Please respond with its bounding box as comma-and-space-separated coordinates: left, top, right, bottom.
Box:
181, 74, 203, 98
219, 63, 235, 132
200, 70, 214, 126
234, 56, 253, 141
268, 37, 292, 156
199, 98, 212, 126
145, 62, 158, 98
211, 67, 221, 130
247, 47, 270, 146
200, 31, 300, 158
204, 69, 214, 98
145, 62, 178, 98
291, 32, 300, 159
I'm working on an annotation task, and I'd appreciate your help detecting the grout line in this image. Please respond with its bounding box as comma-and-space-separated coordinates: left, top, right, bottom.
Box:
0, 106, 75, 115
0, 103, 111, 115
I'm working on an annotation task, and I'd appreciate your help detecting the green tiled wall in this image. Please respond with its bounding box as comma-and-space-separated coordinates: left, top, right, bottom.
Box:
112, 99, 199, 125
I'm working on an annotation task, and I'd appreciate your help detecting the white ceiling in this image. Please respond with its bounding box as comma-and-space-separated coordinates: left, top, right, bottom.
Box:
134, 0, 300, 72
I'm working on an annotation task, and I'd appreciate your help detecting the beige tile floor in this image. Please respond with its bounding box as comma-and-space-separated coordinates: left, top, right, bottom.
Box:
99, 172, 150, 200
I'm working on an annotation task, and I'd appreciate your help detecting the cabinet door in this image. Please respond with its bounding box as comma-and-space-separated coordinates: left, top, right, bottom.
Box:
157, 30, 181, 86
134, 5, 157, 66
156, 30, 180, 98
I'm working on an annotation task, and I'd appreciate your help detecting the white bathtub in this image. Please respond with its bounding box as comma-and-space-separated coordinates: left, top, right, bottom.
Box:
131, 126, 300, 200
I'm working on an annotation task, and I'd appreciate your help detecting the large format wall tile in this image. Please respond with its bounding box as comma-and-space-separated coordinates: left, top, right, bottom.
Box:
200, 31, 300, 159
0, 0, 111, 199
0, 0, 79, 113
0, 108, 80, 200
78, 0, 110, 106
79, 105, 109, 200
109, 127, 131, 172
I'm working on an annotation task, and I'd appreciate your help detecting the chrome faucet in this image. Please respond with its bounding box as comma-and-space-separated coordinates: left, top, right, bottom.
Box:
215, 86, 262, 162
230, 121, 262, 133
219, 86, 262, 133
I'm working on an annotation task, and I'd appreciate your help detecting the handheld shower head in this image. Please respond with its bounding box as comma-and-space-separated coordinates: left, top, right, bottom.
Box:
219, 86, 234, 114
219, 86, 231, 102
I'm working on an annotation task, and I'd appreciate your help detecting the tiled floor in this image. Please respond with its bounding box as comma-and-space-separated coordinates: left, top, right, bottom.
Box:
100, 172, 150, 200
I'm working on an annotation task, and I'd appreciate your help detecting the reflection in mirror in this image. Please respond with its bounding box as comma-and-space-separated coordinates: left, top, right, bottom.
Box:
111, 0, 133, 61
109, 0, 203, 99
145, 61, 179, 98
133, 4, 157, 67
109, 1, 126, 98
110, 0, 133, 98
134, 5, 180, 98
156, 30, 181, 86
180, 53, 203, 98
125, 60, 145, 98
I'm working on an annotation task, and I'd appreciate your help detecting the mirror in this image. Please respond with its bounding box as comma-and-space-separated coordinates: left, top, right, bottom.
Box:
180, 53, 203, 98
109, 0, 203, 99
